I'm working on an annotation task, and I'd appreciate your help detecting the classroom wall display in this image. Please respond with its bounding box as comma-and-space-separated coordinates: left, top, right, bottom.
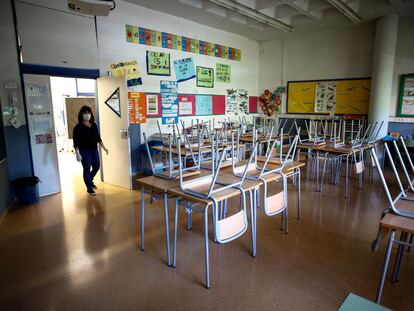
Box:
146, 94, 159, 116
315, 81, 336, 113
258, 89, 282, 116
226, 89, 249, 115
178, 94, 195, 116
238, 89, 248, 115
216, 63, 231, 83
196, 66, 214, 88
173, 57, 196, 83
105, 87, 121, 117
126, 24, 241, 61
110, 60, 142, 87
146, 51, 171, 76
128, 92, 146, 124
196, 95, 213, 115
287, 78, 370, 115
160, 81, 178, 124
397, 74, 414, 117
226, 88, 237, 115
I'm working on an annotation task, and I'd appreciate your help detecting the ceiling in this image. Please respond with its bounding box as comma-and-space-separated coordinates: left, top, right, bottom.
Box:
124, 0, 414, 41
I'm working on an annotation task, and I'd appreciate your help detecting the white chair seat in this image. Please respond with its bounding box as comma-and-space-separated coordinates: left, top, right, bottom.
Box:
216, 210, 247, 243
264, 191, 285, 216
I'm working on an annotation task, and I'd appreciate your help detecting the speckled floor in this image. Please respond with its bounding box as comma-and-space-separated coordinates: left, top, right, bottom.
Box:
0, 155, 412, 310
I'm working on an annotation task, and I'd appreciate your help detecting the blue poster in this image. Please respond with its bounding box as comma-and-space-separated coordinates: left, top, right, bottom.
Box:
160, 80, 178, 124
196, 95, 212, 116
173, 57, 196, 83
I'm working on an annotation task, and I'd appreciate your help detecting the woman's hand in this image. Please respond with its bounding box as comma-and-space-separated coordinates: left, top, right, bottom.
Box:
100, 143, 109, 155
75, 149, 82, 162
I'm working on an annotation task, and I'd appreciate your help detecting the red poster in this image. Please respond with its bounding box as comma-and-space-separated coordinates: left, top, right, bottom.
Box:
128, 92, 146, 124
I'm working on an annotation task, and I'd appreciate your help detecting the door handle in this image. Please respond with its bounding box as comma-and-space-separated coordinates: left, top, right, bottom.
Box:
120, 129, 128, 139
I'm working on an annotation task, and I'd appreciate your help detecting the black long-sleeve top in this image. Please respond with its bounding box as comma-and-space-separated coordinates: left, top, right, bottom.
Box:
73, 123, 102, 149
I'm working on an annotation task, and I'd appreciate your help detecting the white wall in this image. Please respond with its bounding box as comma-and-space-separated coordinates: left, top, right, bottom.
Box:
390, 17, 414, 118
259, 23, 375, 113
96, 0, 260, 138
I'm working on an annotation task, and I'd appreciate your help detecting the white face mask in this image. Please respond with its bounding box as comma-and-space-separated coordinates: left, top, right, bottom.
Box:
83, 113, 91, 121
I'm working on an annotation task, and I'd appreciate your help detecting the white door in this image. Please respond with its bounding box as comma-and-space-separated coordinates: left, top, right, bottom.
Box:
97, 76, 132, 189
23, 74, 61, 196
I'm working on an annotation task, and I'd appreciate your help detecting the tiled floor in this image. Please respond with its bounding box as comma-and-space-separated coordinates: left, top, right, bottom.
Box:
0, 157, 412, 310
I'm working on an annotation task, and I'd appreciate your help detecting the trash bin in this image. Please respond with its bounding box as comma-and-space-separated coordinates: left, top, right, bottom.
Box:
12, 176, 40, 205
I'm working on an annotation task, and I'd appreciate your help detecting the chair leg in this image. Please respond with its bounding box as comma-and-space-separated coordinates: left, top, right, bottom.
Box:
249, 190, 256, 257
376, 230, 396, 304
204, 206, 210, 289
163, 193, 171, 267
186, 206, 192, 231
173, 199, 179, 268
391, 232, 408, 283
140, 186, 145, 251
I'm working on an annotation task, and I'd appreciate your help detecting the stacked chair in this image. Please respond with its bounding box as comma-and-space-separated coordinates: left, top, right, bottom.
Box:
370, 137, 414, 304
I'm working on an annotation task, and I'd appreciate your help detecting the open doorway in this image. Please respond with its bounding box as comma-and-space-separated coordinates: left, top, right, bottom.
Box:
49, 77, 97, 193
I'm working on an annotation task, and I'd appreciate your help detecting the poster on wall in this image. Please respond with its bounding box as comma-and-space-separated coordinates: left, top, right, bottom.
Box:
128, 92, 146, 124
216, 63, 231, 83
173, 57, 196, 83
398, 74, 414, 116
110, 60, 142, 87
196, 66, 214, 88
146, 94, 159, 116
315, 81, 336, 113
160, 81, 178, 124
179, 95, 194, 115
238, 89, 249, 115
196, 95, 213, 116
146, 51, 171, 76
226, 88, 238, 115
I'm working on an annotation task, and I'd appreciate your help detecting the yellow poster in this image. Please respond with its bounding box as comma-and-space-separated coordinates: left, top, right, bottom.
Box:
110, 60, 142, 87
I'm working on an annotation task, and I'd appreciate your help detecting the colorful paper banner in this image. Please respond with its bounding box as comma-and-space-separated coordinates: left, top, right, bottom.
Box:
146, 51, 171, 76
173, 57, 196, 83
160, 81, 178, 124
196, 66, 214, 88
216, 63, 231, 83
126, 24, 241, 61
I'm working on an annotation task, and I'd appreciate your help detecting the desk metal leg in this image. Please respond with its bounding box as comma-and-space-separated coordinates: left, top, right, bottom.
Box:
320, 153, 328, 192
204, 205, 210, 289
173, 199, 179, 268
249, 189, 256, 257
391, 232, 408, 283
163, 193, 171, 266
187, 207, 192, 231
297, 169, 301, 220
345, 155, 350, 199
376, 230, 395, 304
140, 186, 145, 251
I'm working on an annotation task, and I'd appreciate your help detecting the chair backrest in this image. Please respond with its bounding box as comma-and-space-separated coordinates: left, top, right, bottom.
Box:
393, 138, 414, 192
370, 144, 414, 218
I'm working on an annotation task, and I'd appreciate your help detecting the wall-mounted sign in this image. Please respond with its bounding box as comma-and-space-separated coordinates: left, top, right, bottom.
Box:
196, 66, 214, 88
146, 51, 170, 76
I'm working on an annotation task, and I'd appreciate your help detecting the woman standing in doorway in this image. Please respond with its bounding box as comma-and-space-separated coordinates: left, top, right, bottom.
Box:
73, 105, 108, 196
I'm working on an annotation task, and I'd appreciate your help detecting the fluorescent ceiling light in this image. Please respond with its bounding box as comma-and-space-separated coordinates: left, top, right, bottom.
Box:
326, 0, 362, 24
208, 0, 292, 32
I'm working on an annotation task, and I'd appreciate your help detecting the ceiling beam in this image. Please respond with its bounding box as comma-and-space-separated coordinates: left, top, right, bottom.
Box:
208, 0, 292, 32
325, 0, 362, 24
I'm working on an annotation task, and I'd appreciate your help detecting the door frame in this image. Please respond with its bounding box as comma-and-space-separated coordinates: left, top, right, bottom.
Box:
19, 64, 100, 193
